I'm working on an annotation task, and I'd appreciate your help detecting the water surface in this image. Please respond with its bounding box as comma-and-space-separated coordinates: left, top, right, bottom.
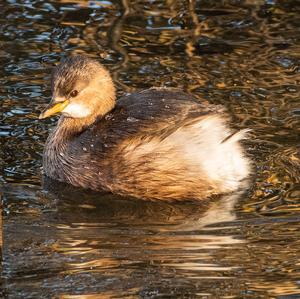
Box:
1, 0, 300, 298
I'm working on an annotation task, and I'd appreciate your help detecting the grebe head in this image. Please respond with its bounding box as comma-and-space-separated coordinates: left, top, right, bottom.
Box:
39, 55, 116, 120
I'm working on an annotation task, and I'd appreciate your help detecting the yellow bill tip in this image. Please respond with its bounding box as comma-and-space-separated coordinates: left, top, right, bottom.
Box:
39, 100, 69, 120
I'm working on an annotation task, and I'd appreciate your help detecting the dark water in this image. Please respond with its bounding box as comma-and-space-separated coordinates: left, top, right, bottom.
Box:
1, 0, 300, 298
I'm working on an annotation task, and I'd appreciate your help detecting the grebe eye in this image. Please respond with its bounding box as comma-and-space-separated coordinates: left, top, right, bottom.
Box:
70, 90, 78, 97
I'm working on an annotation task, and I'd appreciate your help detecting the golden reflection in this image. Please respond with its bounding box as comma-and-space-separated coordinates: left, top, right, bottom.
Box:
251, 281, 300, 296
165, 262, 236, 272
49, 191, 244, 281
185, 0, 200, 57
61, 21, 86, 26
58, 290, 139, 299
67, 258, 122, 274
58, 0, 113, 8
1, 0, 300, 297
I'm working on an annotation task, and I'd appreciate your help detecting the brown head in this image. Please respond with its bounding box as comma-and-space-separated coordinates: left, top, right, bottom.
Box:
39, 55, 116, 124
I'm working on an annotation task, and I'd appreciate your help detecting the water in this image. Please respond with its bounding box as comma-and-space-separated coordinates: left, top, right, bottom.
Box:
0, 0, 300, 298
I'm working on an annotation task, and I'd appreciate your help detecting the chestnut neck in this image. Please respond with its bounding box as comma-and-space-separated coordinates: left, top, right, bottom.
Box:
49, 111, 113, 151
58, 115, 97, 137
56, 96, 116, 138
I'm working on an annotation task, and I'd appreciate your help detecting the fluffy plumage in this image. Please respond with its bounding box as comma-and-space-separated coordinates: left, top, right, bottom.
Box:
41, 56, 251, 201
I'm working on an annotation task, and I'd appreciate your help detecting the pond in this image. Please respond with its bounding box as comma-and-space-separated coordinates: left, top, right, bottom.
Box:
0, 0, 300, 298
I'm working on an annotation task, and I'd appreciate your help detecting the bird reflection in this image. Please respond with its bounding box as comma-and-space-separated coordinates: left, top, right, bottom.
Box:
42, 176, 242, 229
40, 177, 245, 281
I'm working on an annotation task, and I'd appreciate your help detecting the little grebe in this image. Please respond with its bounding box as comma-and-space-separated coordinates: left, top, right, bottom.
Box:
39, 55, 251, 200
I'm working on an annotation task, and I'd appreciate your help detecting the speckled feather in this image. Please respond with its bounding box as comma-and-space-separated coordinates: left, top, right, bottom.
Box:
43, 89, 249, 200
42, 56, 251, 201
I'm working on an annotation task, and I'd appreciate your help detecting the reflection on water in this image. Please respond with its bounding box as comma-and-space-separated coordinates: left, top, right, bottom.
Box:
0, 0, 300, 298
2, 184, 300, 298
